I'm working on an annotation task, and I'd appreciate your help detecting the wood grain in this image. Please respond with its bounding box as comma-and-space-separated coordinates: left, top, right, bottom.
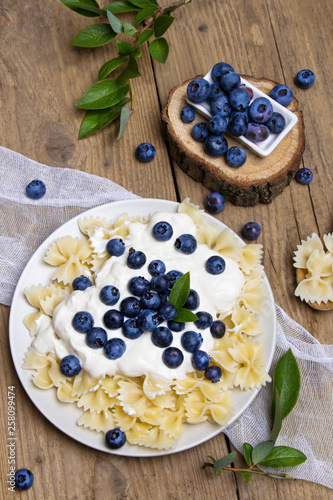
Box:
0, 0, 332, 499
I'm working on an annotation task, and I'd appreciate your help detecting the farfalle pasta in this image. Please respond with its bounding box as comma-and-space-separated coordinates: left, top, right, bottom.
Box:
22, 200, 272, 451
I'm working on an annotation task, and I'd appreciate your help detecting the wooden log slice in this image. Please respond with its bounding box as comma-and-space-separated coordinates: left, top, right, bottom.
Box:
296, 267, 333, 312
161, 76, 305, 206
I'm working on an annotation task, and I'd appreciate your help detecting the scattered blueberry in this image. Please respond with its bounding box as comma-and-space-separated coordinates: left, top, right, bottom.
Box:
103, 309, 124, 329
181, 330, 203, 352
192, 122, 209, 142
140, 291, 161, 311
220, 71, 241, 92
60, 355, 81, 377
194, 311, 213, 329
211, 62, 234, 82
162, 347, 184, 368
187, 77, 211, 103
106, 238, 125, 257
167, 320, 185, 332
86, 327, 108, 349
15, 468, 34, 491
120, 296, 141, 318
266, 112, 286, 133
158, 301, 177, 321
135, 142, 156, 162
104, 338, 126, 359
204, 192, 225, 214
128, 276, 150, 296
181, 105, 196, 123
192, 350, 210, 371
296, 69, 315, 89
166, 270, 183, 287
207, 115, 228, 135
148, 259, 166, 276
228, 87, 251, 111
205, 256, 226, 275
249, 97, 273, 123
127, 249, 146, 269
137, 309, 162, 332
210, 95, 231, 117
25, 179, 46, 199
151, 326, 173, 348
122, 319, 143, 339
174, 234, 197, 254
72, 275, 92, 291
205, 365, 222, 383
269, 84, 293, 106
210, 320, 226, 338
227, 113, 248, 137
72, 311, 94, 333
295, 167, 313, 184
241, 222, 261, 240
226, 146, 247, 167
105, 428, 126, 449
152, 221, 173, 241
204, 135, 228, 157
245, 122, 270, 142
184, 289, 200, 310
99, 285, 120, 306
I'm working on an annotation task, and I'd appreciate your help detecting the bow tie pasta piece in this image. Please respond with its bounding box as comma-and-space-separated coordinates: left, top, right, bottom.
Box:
71, 370, 101, 397
293, 233, 323, 269
78, 216, 113, 236
228, 341, 271, 391
77, 387, 117, 414
238, 244, 264, 275
323, 233, 333, 254
77, 409, 116, 433
178, 198, 205, 226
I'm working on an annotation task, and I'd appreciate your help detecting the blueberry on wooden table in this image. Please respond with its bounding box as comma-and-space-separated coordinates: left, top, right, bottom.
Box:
135, 142, 156, 162
226, 146, 247, 167
15, 468, 34, 491
296, 69, 315, 89
204, 191, 225, 213
191, 122, 209, 142
241, 222, 261, 240
295, 167, 313, 184
269, 84, 293, 106
207, 115, 228, 135
181, 105, 195, 123
204, 135, 228, 157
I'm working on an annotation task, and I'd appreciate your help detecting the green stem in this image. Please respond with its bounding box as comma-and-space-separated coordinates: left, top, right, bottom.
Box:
203, 463, 295, 480
129, 79, 134, 110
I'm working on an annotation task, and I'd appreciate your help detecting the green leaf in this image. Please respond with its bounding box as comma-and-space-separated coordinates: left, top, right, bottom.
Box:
76, 79, 129, 109
136, 29, 154, 46
123, 22, 137, 36
149, 37, 169, 63
241, 471, 251, 483
272, 349, 301, 421
134, 5, 156, 26
213, 452, 237, 474
116, 40, 134, 56
153, 15, 174, 37
60, 0, 104, 17
252, 441, 275, 466
169, 272, 190, 310
242, 443, 253, 467
98, 57, 128, 80
133, 47, 142, 58
130, 0, 156, 7
259, 446, 307, 468
107, 9, 123, 33
118, 55, 140, 80
173, 308, 198, 323
78, 97, 130, 139
72, 24, 116, 47
103, 1, 139, 14
118, 106, 132, 140
270, 388, 282, 443
207, 455, 216, 464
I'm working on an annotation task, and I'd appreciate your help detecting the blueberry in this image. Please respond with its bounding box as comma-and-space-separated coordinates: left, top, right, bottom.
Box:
86, 327, 108, 348
158, 301, 177, 321
127, 249, 146, 269
207, 82, 227, 102
269, 84, 293, 106
59, 355, 81, 377
205, 256, 226, 275
72, 311, 94, 333
249, 97, 273, 123
137, 309, 163, 332
167, 320, 185, 332
192, 350, 210, 371
204, 135, 228, 157
210, 320, 226, 338
151, 326, 173, 348
239, 84, 254, 99
187, 78, 211, 103
104, 309, 124, 329
174, 234, 197, 254
226, 147, 247, 168
106, 238, 125, 257
15, 468, 34, 491
184, 289, 200, 310
192, 122, 209, 142
181, 105, 195, 123
166, 270, 183, 287
220, 71, 241, 92
120, 296, 141, 318
210, 95, 231, 117
25, 179, 46, 199
228, 87, 251, 111
296, 69, 315, 89
162, 347, 184, 368
227, 113, 248, 137
230, 107, 249, 123
99, 285, 120, 306
205, 365, 222, 383
152, 221, 173, 241
140, 291, 161, 310
211, 62, 234, 82
135, 142, 156, 162
266, 112, 286, 133
295, 167, 313, 184
245, 122, 270, 142
158, 290, 170, 303
104, 338, 126, 359
148, 259, 166, 276
194, 311, 213, 329
105, 428, 126, 449
207, 115, 228, 135
128, 276, 150, 296
122, 319, 143, 339
150, 274, 170, 293
241, 222, 261, 240
72, 275, 92, 291
204, 192, 225, 214
181, 330, 203, 352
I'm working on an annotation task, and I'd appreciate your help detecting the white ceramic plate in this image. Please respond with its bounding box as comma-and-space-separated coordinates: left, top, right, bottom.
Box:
9, 199, 276, 457
187, 68, 298, 158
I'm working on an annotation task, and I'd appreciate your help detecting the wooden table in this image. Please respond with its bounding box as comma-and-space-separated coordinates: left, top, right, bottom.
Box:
0, 0, 332, 498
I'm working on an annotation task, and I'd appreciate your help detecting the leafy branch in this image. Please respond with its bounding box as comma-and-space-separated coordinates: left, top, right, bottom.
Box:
60, 0, 193, 139
203, 349, 307, 483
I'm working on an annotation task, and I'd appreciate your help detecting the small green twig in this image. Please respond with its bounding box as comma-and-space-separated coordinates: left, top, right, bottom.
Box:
202, 462, 295, 480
